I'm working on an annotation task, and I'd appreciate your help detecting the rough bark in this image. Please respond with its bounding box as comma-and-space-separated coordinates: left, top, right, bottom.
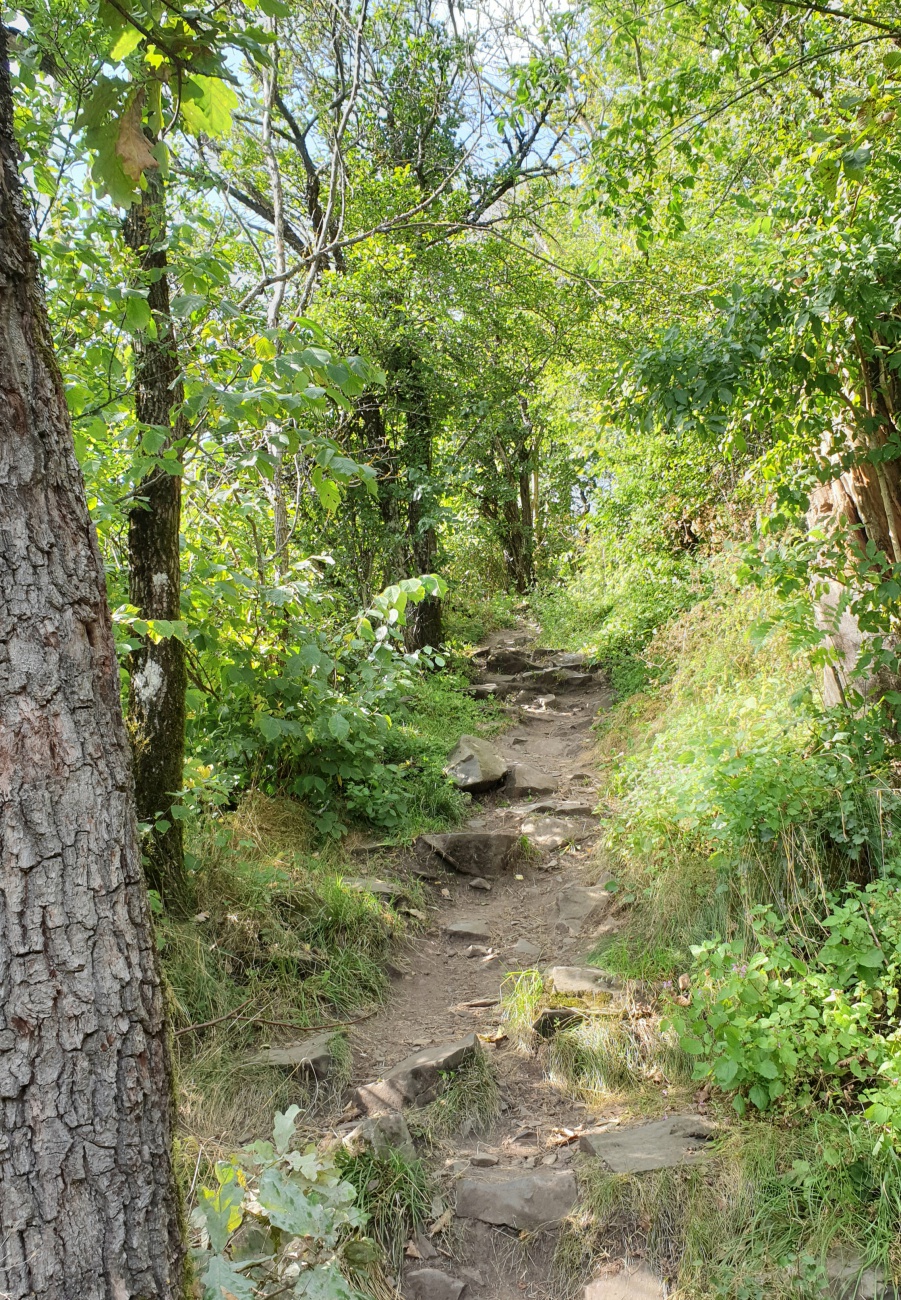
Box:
0, 30, 183, 1298
123, 177, 189, 912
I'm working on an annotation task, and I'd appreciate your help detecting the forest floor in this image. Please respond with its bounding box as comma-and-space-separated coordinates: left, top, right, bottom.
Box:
317, 629, 715, 1300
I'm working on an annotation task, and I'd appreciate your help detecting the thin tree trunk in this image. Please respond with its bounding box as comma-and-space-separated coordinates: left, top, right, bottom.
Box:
123, 175, 189, 912
0, 31, 183, 1297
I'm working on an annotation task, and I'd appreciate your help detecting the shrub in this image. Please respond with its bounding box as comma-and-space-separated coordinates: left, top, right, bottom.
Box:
666, 878, 901, 1135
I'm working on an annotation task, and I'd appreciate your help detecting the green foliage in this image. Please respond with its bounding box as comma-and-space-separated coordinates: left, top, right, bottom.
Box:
192, 1108, 370, 1299
667, 879, 901, 1133
558, 1116, 901, 1299
334, 1145, 432, 1273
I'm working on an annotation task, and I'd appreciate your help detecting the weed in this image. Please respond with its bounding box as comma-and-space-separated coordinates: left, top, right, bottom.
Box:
420, 1050, 501, 1140
546, 1015, 692, 1100
501, 969, 545, 1047
335, 1145, 433, 1273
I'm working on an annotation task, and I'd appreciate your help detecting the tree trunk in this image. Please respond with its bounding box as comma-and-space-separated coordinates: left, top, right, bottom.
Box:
393, 348, 442, 649
0, 31, 183, 1299
123, 177, 189, 913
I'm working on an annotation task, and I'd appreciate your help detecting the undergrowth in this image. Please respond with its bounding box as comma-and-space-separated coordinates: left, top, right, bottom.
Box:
418, 1050, 502, 1140
165, 792, 414, 1141
335, 1145, 432, 1273
557, 1116, 901, 1299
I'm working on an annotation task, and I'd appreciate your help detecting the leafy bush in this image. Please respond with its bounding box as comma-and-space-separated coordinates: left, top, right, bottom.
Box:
666, 879, 901, 1132
192, 1106, 377, 1299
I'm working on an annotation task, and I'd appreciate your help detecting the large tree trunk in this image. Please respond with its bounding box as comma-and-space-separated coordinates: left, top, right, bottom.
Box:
123, 177, 189, 913
0, 33, 183, 1298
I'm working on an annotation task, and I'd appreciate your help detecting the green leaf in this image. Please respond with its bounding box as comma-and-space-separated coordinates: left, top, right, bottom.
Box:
197, 1172, 244, 1254
201, 1255, 255, 1300
273, 1105, 301, 1155
181, 77, 239, 140
257, 1167, 327, 1237
109, 26, 144, 59
294, 1262, 358, 1299
328, 712, 351, 742
681, 1036, 705, 1055
125, 295, 152, 332
257, 713, 283, 742
749, 1084, 770, 1111
857, 949, 885, 968
170, 293, 208, 318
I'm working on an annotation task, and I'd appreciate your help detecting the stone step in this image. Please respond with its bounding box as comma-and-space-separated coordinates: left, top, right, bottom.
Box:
584, 1264, 663, 1299
420, 831, 520, 877
579, 1115, 717, 1173
455, 1167, 578, 1230
355, 1033, 479, 1114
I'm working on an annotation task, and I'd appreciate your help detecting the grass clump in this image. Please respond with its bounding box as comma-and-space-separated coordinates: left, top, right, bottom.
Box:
420, 1050, 501, 1140
557, 1116, 901, 1299
501, 969, 545, 1047
547, 1015, 692, 1101
335, 1145, 432, 1273
165, 792, 413, 1141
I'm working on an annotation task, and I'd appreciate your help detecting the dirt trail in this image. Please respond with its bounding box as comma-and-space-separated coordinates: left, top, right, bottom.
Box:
328, 630, 698, 1300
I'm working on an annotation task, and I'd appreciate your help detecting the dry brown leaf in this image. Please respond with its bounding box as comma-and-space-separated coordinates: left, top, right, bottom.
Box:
404, 1240, 422, 1259
115, 91, 159, 183
428, 1207, 453, 1237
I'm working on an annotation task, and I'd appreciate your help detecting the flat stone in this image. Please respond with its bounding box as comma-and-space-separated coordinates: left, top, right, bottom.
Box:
445, 919, 491, 941
466, 683, 499, 699
355, 1034, 479, 1114
554, 886, 614, 934
248, 1031, 342, 1080
521, 816, 593, 851
421, 831, 519, 877
580, 1116, 717, 1172
465, 944, 491, 958
505, 763, 559, 798
470, 1152, 499, 1167
533, 1006, 584, 1038
517, 667, 593, 690
344, 1111, 415, 1160
547, 966, 621, 995
445, 735, 509, 792
584, 1263, 663, 1299
468, 877, 492, 891
555, 652, 588, 668
342, 877, 405, 899
477, 648, 540, 675
456, 1168, 578, 1230
404, 1267, 466, 1300
826, 1251, 897, 1299
512, 939, 541, 960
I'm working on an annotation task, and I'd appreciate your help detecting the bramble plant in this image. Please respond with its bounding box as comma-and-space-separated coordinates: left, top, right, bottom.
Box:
192, 1106, 376, 1299
665, 880, 901, 1136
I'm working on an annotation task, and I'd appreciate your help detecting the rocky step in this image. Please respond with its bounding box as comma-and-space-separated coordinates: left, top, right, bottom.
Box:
419, 830, 520, 877
579, 1115, 718, 1173
444, 734, 508, 792
248, 1030, 343, 1081
355, 1033, 479, 1114
456, 1166, 578, 1230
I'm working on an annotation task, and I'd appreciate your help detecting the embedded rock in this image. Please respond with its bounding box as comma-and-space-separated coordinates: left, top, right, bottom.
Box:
421, 831, 519, 877
583, 1264, 663, 1299
404, 1268, 466, 1300
533, 1006, 584, 1037
355, 1034, 479, 1114
248, 1031, 342, 1081
476, 648, 539, 675
826, 1252, 895, 1299
521, 816, 593, 852
444, 735, 508, 792
445, 919, 491, 942
505, 763, 559, 798
342, 877, 405, 900
511, 938, 541, 960
547, 966, 621, 996
554, 885, 614, 934
579, 1115, 717, 1173
344, 1111, 415, 1160
456, 1168, 578, 1230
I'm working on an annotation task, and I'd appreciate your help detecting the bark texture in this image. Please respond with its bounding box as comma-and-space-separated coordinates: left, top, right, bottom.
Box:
123, 179, 189, 912
0, 33, 183, 1298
